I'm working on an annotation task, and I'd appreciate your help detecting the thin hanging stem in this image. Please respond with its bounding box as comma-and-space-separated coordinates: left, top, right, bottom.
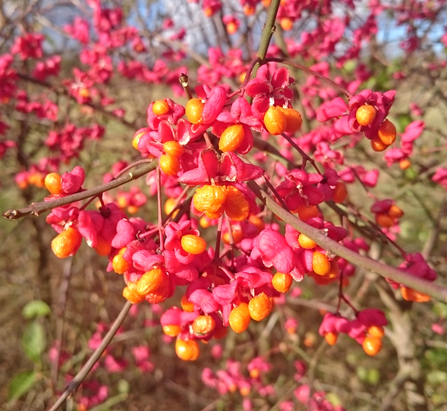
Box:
48, 301, 132, 411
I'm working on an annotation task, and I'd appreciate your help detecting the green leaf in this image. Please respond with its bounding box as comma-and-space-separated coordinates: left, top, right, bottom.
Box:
367, 368, 380, 385
8, 371, 36, 402
22, 300, 51, 320
22, 321, 46, 363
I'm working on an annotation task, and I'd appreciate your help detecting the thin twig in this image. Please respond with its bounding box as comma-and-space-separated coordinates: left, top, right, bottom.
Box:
48, 301, 132, 411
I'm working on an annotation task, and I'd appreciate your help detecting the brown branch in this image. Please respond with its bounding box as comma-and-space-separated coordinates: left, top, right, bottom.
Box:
3, 161, 157, 220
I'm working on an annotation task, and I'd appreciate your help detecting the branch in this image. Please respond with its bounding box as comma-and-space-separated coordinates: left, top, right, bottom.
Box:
3, 161, 157, 220
248, 181, 447, 302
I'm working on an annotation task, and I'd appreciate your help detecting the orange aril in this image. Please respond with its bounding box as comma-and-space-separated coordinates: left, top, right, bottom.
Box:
192, 315, 216, 335
401, 287, 431, 303
162, 324, 181, 337
248, 292, 273, 321
159, 154, 180, 176
264, 106, 287, 135
362, 336, 382, 356
332, 182, 348, 203
219, 124, 245, 152
226, 22, 238, 35
185, 98, 204, 124
152, 99, 170, 116
280, 17, 293, 31
229, 302, 251, 333
278, 107, 302, 133
181, 294, 195, 312
164, 197, 179, 218
378, 119, 397, 146
145, 270, 170, 303
112, 247, 129, 274
181, 234, 207, 255
175, 338, 200, 361
298, 233, 317, 249
222, 229, 244, 245
388, 205, 404, 219
371, 136, 388, 152
136, 267, 165, 295
224, 186, 249, 221
399, 159, 411, 170
243, 5, 255, 15
248, 215, 265, 233
51, 227, 82, 258
375, 213, 394, 228
123, 284, 145, 304
324, 332, 338, 346
132, 130, 145, 150
367, 325, 385, 338
312, 251, 331, 276
44, 173, 63, 195
271, 272, 293, 293
93, 235, 112, 256
163, 141, 184, 157
297, 205, 319, 220
193, 185, 227, 219
355, 105, 376, 126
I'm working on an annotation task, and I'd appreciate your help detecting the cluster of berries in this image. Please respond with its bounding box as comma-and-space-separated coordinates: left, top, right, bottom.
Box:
40, 63, 434, 363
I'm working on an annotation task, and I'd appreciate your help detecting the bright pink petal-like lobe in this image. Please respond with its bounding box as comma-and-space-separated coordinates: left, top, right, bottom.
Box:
111, 219, 136, 248
251, 229, 296, 273
78, 210, 97, 247
202, 86, 227, 123
212, 281, 238, 305
356, 308, 388, 327
188, 289, 220, 313
178, 149, 219, 185
316, 98, 348, 122
62, 166, 85, 194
